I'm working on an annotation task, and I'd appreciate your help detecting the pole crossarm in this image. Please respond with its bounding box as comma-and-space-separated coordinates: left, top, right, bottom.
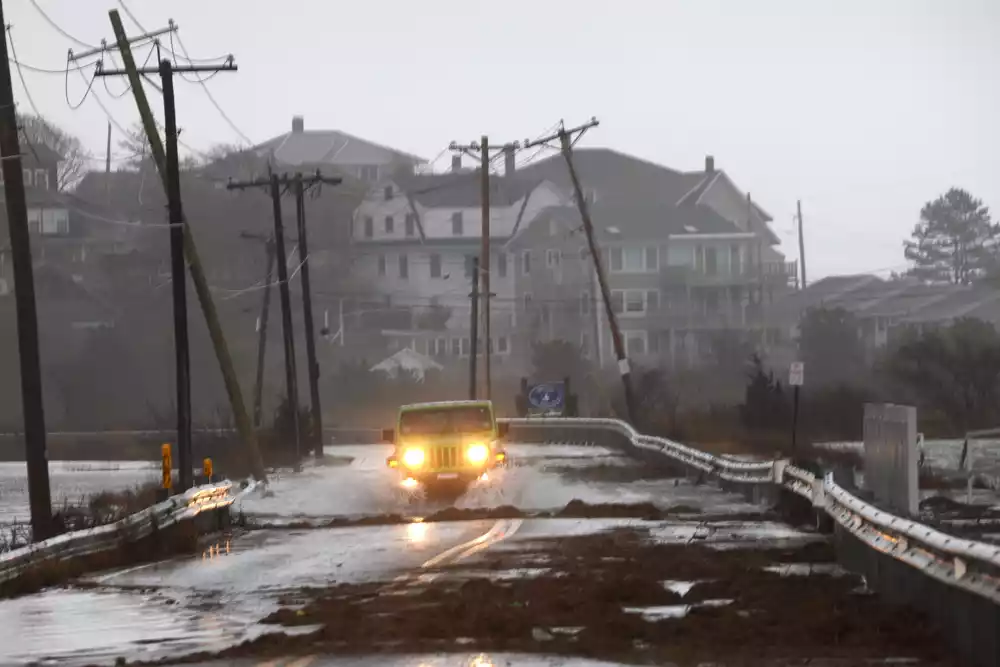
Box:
96, 62, 237, 77
68, 22, 177, 62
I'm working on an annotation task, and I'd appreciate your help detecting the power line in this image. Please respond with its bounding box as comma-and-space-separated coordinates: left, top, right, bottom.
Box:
5, 26, 42, 118
27, 0, 99, 50
172, 32, 251, 145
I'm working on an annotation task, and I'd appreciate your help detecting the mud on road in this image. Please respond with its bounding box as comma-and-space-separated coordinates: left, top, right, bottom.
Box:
146, 525, 956, 667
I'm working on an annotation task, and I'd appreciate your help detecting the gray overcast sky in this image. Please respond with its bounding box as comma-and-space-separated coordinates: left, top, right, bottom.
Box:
6, 0, 999, 279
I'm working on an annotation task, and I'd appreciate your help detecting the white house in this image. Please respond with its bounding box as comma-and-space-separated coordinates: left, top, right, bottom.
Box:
350, 156, 566, 368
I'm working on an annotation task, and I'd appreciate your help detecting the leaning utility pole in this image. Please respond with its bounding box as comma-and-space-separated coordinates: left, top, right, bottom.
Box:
449, 136, 519, 400
294, 174, 324, 456
524, 118, 637, 424
797, 200, 807, 290
0, 0, 53, 539
468, 257, 480, 400
79, 10, 267, 483
228, 172, 342, 463
241, 232, 276, 430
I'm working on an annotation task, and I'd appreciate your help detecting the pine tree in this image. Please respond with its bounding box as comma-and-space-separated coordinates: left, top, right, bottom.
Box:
904, 188, 997, 284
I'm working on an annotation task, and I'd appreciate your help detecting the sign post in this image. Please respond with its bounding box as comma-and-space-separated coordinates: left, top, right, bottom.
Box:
789, 362, 804, 456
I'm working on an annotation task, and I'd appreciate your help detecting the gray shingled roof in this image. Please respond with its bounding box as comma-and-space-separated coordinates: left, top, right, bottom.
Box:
253, 129, 425, 168
522, 200, 742, 241
393, 172, 539, 208
518, 148, 703, 207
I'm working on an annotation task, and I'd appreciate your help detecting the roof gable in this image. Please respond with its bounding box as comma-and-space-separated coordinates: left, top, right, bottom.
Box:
253, 129, 425, 168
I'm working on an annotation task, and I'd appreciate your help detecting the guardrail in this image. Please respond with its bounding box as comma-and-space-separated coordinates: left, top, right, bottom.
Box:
0, 481, 234, 586
501, 417, 1000, 606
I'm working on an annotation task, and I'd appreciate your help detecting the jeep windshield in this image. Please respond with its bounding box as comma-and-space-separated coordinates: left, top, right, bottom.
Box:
399, 406, 492, 436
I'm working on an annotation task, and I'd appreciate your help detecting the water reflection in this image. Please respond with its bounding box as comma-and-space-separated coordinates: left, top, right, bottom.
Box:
201, 539, 232, 561
406, 519, 428, 545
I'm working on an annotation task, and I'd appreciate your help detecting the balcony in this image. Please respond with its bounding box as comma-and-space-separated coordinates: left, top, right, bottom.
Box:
660, 260, 798, 287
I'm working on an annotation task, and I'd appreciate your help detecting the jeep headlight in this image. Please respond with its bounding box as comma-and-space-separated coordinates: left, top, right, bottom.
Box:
466, 443, 489, 465
402, 447, 425, 468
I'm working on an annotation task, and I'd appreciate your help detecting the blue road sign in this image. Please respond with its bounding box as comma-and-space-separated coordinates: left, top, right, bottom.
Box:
528, 382, 566, 413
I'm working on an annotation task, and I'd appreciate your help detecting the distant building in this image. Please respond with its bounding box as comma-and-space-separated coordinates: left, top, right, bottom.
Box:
250, 115, 426, 182
511, 150, 795, 369
349, 154, 566, 368
766, 275, 1000, 365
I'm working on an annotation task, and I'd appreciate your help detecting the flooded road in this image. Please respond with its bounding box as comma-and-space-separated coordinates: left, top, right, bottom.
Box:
0, 441, 955, 666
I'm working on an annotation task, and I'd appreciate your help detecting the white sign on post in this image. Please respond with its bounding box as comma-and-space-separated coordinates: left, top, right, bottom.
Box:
789, 361, 805, 387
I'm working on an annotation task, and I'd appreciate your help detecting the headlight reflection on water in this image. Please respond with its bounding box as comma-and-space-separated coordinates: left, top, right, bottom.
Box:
406, 518, 428, 544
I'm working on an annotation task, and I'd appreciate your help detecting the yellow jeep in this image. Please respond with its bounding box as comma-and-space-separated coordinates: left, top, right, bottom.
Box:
383, 400, 508, 495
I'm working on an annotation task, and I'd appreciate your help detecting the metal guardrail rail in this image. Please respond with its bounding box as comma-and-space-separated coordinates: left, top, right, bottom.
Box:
501, 417, 1000, 605
0, 481, 234, 585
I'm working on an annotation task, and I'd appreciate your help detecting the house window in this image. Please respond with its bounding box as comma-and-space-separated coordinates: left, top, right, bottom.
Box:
624, 331, 648, 356
435, 337, 447, 356
609, 246, 654, 273
646, 290, 659, 312
41, 208, 69, 235
624, 290, 645, 313
523, 293, 533, 310
464, 254, 475, 278
35, 169, 49, 190
460, 337, 471, 356
580, 331, 591, 357
452, 212, 463, 235
405, 214, 416, 237
496, 336, 509, 354
22, 169, 31, 187
540, 304, 550, 326
581, 290, 591, 315
429, 253, 442, 278
385, 216, 394, 234
611, 289, 652, 315
521, 250, 532, 275
26, 208, 41, 234
646, 246, 658, 271
363, 216, 374, 238
377, 254, 386, 277
546, 249, 560, 268
384, 185, 393, 201
398, 254, 409, 280
360, 165, 379, 182
497, 252, 507, 278
730, 245, 741, 274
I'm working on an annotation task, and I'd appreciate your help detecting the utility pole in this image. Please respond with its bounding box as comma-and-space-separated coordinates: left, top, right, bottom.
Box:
797, 200, 807, 290
228, 172, 341, 464
105, 122, 112, 205
449, 137, 519, 401
468, 257, 480, 400
524, 118, 637, 425
241, 231, 276, 430
294, 174, 324, 456
0, 0, 53, 540
81, 11, 267, 484
158, 59, 192, 492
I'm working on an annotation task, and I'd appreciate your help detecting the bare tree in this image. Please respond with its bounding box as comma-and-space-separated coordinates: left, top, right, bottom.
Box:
16, 113, 86, 191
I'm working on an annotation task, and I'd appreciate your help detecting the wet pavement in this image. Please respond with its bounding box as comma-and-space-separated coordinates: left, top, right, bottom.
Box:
0, 441, 954, 666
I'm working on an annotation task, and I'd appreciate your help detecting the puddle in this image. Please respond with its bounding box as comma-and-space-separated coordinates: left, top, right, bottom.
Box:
764, 563, 848, 577
623, 598, 735, 620
661, 580, 703, 597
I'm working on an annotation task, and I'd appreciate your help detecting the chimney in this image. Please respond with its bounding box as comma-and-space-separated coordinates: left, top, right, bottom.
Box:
451, 155, 462, 172
504, 145, 516, 176
705, 155, 715, 173
292, 116, 304, 134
